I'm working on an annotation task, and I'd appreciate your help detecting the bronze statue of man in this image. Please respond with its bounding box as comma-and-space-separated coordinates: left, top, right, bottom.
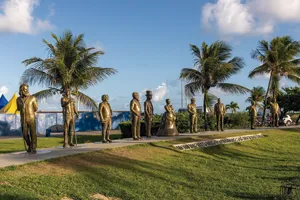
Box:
214, 98, 226, 131
144, 90, 153, 138
61, 88, 79, 148
99, 94, 112, 143
130, 92, 142, 140
249, 101, 257, 129
16, 84, 38, 153
188, 98, 198, 133
270, 98, 280, 127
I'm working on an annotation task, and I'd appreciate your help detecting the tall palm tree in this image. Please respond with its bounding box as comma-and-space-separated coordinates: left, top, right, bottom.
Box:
226, 101, 240, 113
206, 93, 217, 113
180, 41, 249, 125
246, 86, 265, 109
249, 36, 300, 122
21, 31, 117, 109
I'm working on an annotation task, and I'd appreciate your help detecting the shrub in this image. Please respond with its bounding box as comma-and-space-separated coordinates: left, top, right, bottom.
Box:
225, 112, 250, 129
119, 121, 160, 138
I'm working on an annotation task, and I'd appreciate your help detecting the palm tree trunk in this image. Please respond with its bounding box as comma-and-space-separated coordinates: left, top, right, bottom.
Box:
203, 90, 208, 131
262, 74, 273, 124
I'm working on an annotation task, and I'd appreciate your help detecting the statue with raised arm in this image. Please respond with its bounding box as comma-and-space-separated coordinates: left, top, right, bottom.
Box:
99, 94, 113, 143
61, 88, 79, 148
130, 92, 142, 140
214, 98, 226, 131
144, 90, 154, 138
157, 99, 178, 136
249, 101, 257, 129
16, 84, 38, 153
188, 98, 198, 133
270, 98, 280, 127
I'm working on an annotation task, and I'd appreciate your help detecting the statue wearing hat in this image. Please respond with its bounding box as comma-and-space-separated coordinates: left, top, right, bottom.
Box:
99, 94, 113, 143
144, 90, 154, 138
130, 92, 142, 140
187, 98, 198, 133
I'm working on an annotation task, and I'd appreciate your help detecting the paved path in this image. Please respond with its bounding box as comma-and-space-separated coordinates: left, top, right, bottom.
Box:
0, 126, 298, 168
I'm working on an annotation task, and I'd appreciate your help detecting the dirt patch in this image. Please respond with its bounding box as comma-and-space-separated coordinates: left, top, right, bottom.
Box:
61, 197, 73, 200
0, 181, 12, 186
4, 162, 74, 178
90, 193, 121, 200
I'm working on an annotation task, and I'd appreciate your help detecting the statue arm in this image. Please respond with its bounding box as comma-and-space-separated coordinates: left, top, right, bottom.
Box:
32, 97, 38, 112
222, 104, 226, 115
73, 101, 79, 117
165, 105, 172, 113
61, 98, 70, 107
130, 101, 139, 116
99, 103, 104, 122
109, 103, 113, 116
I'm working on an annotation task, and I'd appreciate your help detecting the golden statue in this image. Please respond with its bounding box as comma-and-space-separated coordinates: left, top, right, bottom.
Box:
188, 98, 198, 133
144, 90, 153, 138
61, 88, 79, 148
16, 84, 38, 153
130, 92, 142, 140
99, 94, 112, 143
157, 99, 178, 136
214, 98, 226, 131
249, 101, 257, 129
270, 98, 280, 127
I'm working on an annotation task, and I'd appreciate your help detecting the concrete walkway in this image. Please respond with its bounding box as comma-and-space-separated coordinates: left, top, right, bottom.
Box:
0, 126, 298, 168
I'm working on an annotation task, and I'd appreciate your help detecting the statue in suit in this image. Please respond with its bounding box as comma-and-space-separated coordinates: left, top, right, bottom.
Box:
99, 94, 113, 143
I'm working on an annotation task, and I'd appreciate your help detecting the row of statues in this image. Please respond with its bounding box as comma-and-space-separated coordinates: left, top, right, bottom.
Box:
16, 84, 281, 153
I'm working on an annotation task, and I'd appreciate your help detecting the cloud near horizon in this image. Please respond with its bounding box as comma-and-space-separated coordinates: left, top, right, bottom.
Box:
202, 0, 300, 36
0, 86, 8, 96
0, 0, 54, 34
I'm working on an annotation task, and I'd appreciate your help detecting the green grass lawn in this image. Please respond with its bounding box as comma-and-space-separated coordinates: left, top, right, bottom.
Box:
1, 129, 300, 199
0, 134, 122, 154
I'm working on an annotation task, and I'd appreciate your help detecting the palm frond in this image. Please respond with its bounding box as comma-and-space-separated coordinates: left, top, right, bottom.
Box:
32, 88, 58, 102
20, 68, 57, 87
248, 63, 271, 78
76, 91, 98, 110
216, 83, 250, 94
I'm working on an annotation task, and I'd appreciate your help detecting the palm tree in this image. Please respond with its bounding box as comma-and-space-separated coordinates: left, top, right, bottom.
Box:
246, 86, 265, 109
206, 93, 217, 113
21, 31, 117, 109
249, 36, 300, 122
226, 101, 240, 113
180, 41, 250, 125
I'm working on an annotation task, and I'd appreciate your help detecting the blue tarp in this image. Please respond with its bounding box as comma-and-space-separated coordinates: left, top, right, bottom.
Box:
0, 94, 8, 109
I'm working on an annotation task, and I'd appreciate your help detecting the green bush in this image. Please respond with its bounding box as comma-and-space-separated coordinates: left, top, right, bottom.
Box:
119, 112, 251, 136
225, 112, 250, 129
119, 121, 160, 138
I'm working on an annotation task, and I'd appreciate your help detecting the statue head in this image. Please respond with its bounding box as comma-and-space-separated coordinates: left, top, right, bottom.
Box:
217, 98, 221, 103
132, 92, 139, 100
191, 98, 196, 104
19, 84, 30, 97
145, 90, 152, 100
166, 99, 171, 105
102, 94, 109, 102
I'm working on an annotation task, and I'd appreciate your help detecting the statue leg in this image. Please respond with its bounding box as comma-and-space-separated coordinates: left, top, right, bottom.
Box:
221, 115, 224, 131
101, 122, 107, 143
106, 118, 112, 142
63, 119, 70, 147
137, 117, 141, 139
272, 114, 275, 127
69, 118, 75, 146
132, 116, 138, 139
189, 116, 193, 133
276, 114, 279, 127
193, 115, 198, 133
29, 120, 37, 153
22, 123, 31, 152
216, 115, 220, 131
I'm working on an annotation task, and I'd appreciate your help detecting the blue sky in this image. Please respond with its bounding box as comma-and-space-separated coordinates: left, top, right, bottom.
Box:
0, 0, 299, 113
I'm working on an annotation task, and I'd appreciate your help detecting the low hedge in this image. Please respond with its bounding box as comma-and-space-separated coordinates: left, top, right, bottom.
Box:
119, 121, 160, 138
119, 112, 251, 137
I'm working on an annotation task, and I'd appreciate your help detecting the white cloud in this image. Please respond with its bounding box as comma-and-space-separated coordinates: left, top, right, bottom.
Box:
0, 0, 54, 34
0, 86, 8, 96
202, 0, 300, 36
48, 3, 55, 17
153, 82, 168, 102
